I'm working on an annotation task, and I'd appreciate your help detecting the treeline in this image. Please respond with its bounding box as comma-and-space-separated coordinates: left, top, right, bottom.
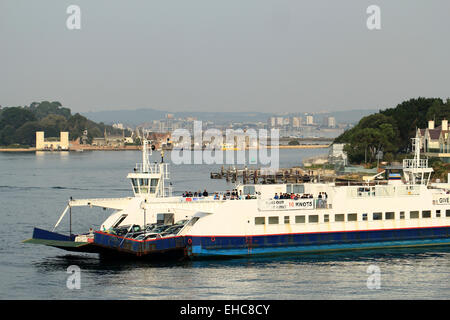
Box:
334, 97, 450, 164
0, 101, 129, 147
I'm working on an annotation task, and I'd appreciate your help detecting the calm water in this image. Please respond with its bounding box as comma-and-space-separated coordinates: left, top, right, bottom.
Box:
0, 149, 449, 299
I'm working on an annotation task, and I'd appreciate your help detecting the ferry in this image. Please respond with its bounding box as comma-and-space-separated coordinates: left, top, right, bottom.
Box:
24, 138, 450, 259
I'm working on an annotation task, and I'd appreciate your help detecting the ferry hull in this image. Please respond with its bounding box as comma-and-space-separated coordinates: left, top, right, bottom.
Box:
93, 231, 187, 259
186, 226, 450, 258
25, 226, 450, 260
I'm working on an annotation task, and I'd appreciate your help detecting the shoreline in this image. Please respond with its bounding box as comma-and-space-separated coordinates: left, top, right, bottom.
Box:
0, 144, 330, 152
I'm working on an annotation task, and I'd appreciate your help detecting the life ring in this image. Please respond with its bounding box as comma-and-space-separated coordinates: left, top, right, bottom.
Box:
211, 237, 215, 242
187, 238, 192, 245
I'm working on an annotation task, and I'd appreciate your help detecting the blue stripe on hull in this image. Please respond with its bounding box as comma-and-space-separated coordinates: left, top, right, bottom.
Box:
189, 227, 450, 258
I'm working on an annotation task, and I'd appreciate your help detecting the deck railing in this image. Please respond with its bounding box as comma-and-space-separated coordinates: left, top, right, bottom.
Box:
403, 158, 428, 169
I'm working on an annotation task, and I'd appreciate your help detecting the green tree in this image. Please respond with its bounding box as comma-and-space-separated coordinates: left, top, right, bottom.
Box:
0, 125, 16, 145
335, 97, 449, 163
15, 121, 43, 146
0, 107, 37, 129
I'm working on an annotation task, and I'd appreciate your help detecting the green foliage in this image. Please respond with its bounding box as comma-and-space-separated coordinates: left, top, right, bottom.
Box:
429, 157, 450, 182
335, 97, 450, 163
288, 139, 300, 145
29, 101, 71, 120
0, 107, 37, 129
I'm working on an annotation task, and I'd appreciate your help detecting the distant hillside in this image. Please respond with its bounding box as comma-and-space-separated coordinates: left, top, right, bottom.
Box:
0, 101, 128, 147
313, 109, 379, 125
82, 108, 377, 126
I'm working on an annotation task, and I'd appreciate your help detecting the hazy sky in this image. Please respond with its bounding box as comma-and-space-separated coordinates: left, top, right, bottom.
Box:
1, 0, 449, 113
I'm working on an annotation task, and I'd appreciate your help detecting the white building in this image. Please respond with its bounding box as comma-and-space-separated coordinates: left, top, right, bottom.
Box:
292, 117, 302, 128
326, 116, 336, 128
306, 115, 314, 125
36, 131, 69, 151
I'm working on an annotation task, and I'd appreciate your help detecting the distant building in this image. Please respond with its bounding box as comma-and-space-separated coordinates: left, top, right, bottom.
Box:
36, 131, 69, 151
268, 116, 286, 128
91, 129, 130, 147
276, 117, 284, 126
323, 116, 336, 128
112, 123, 124, 130
268, 117, 276, 128
292, 117, 302, 128
417, 119, 450, 162
306, 115, 314, 125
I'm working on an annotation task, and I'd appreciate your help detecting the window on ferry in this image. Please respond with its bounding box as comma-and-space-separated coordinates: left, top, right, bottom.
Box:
149, 178, 159, 193
243, 185, 255, 195
410, 211, 419, 219
373, 212, 382, 220
268, 216, 279, 224
308, 215, 319, 223
400, 211, 405, 219
286, 184, 304, 194
436, 210, 441, 218
335, 214, 345, 222
255, 217, 265, 225
187, 217, 200, 227
347, 213, 357, 222
295, 215, 305, 223
131, 178, 139, 193
284, 216, 290, 224
447, 210, 450, 217
112, 214, 128, 228
385, 212, 395, 220
422, 210, 431, 218
362, 213, 368, 221
140, 178, 149, 193
324, 214, 329, 222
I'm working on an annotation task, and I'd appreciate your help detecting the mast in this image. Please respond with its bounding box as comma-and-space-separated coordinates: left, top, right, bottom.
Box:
402, 137, 433, 185
142, 138, 149, 173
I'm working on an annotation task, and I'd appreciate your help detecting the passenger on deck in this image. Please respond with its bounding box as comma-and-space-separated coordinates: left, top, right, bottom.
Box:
214, 193, 219, 200
203, 189, 208, 197
274, 193, 279, 199
246, 194, 251, 199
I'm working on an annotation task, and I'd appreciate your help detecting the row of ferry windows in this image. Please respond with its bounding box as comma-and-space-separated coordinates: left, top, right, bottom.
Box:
254, 210, 450, 225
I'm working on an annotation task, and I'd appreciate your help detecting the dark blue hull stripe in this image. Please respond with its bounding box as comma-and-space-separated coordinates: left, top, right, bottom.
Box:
189, 226, 450, 257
